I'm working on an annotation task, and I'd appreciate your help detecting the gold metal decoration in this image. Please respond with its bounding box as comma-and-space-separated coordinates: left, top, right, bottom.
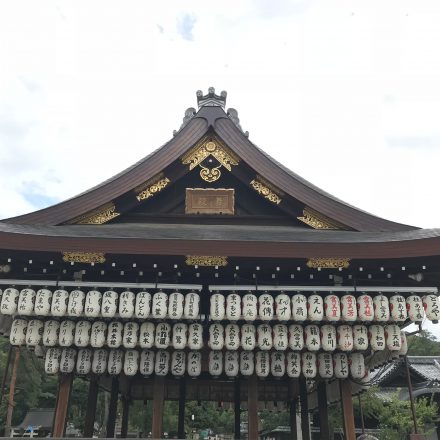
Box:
181, 139, 239, 183
250, 178, 282, 205
185, 188, 235, 215
306, 258, 350, 269
62, 252, 106, 264
297, 207, 344, 230
135, 174, 171, 201
69, 202, 120, 225
185, 256, 228, 267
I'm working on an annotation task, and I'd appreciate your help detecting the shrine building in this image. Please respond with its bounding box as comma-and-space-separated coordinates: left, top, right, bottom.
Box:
1, 88, 440, 440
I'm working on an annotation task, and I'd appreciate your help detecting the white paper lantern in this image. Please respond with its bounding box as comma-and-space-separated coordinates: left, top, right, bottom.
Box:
135, 291, 151, 319
139, 322, 155, 348
92, 349, 108, 374
85, 290, 102, 318
10, 319, 28, 345
240, 351, 254, 376
60, 348, 76, 373
101, 290, 118, 318
224, 351, 239, 377
209, 351, 223, 377
155, 350, 170, 376
352, 325, 369, 351
119, 291, 135, 318
171, 351, 186, 376
257, 324, 273, 350
90, 321, 107, 348
59, 320, 75, 347
73, 321, 90, 347
225, 293, 241, 321
357, 294, 374, 322
68, 290, 85, 317
26, 319, 44, 346
291, 294, 307, 321
337, 325, 354, 352
288, 325, 304, 351
341, 294, 357, 322
385, 324, 402, 351
271, 352, 286, 377
45, 348, 61, 374
76, 348, 92, 375
275, 294, 291, 321
389, 295, 407, 322
241, 324, 256, 351
152, 291, 168, 319
107, 321, 123, 348
320, 325, 337, 352
43, 320, 60, 347
108, 349, 123, 375
139, 350, 155, 376
34, 289, 52, 316
168, 292, 184, 320
304, 324, 321, 351
349, 353, 365, 379
188, 351, 202, 377
155, 323, 171, 349
124, 350, 139, 376
258, 293, 274, 321
406, 295, 424, 322
17, 288, 36, 316
208, 323, 224, 350
369, 325, 385, 351
324, 295, 341, 322
307, 295, 324, 322
184, 292, 200, 319
51, 289, 69, 317
123, 322, 139, 349
318, 353, 334, 379
423, 295, 440, 323
286, 352, 301, 378
399, 331, 408, 356
0, 287, 19, 315
273, 324, 288, 351
172, 323, 188, 349
373, 295, 390, 322
210, 293, 225, 321
225, 324, 240, 350
255, 351, 270, 377
242, 293, 258, 321
333, 353, 349, 379
188, 323, 203, 350
302, 352, 317, 378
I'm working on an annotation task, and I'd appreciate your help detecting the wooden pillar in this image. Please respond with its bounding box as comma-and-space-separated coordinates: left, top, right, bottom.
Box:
152, 376, 165, 439
289, 380, 299, 440
83, 376, 99, 438
5, 347, 20, 436
234, 378, 241, 440
340, 379, 356, 440
247, 375, 258, 440
52, 373, 74, 437
177, 379, 186, 439
299, 378, 310, 440
317, 381, 330, 440
106, 377, 119, 438
121, 396, 130, 438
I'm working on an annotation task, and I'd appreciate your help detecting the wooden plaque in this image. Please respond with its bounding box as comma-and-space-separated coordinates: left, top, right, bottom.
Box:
185, 188, 234, 215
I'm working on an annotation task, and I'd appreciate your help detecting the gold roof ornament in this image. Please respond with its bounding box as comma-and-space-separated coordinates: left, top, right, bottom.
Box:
306, 258, 350, 269
68, 202, 120, 225
297, 207, 345, 230
135, 173, 171, 202
185, 256, 228, 267
62, 252, 106, 264
250, 178, 282, 205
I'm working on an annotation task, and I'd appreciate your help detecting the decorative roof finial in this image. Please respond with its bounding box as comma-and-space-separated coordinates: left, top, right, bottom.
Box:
196, 87, 227, 108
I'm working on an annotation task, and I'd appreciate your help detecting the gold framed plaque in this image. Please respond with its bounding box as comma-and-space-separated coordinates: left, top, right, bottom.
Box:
185, 188, 235, 215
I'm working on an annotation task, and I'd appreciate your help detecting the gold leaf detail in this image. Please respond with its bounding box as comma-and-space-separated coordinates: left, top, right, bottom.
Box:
62, 252, 106, 264
306, 258, 350, 269
250, 179, 282, 204
135, 176, 171, 201
297, 207, 344, 230
69, 203, 120, 225
185, 256, 228, 267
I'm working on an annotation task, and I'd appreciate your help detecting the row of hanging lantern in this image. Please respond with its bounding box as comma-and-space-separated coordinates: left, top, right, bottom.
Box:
210, 292, 439, 323
44, 346, 368, 380
0, 288, 200, 320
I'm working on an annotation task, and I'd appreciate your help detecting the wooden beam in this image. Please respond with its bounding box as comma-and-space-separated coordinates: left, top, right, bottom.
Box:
340, 379, 356, 440
83, 376, 99, 438
177, 379, 186, 439
289, 379, 299, 440
247, 375, 258, 440
152, 376, 165, 439
52, 373, 73, 438
121, 396, 130, 438
299, 378, 310, 440
106, 377, 119, 438
317, 381, 330, 440
234, 378, 241, 440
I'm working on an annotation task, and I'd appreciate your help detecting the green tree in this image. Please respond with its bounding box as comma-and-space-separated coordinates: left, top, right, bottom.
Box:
407, 330, 440, 356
